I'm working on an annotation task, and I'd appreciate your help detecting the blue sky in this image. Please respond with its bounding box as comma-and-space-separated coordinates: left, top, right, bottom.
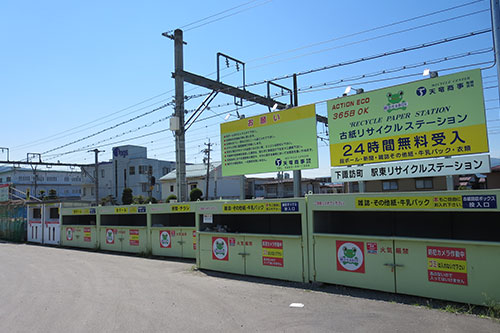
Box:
0, 0, 498, 177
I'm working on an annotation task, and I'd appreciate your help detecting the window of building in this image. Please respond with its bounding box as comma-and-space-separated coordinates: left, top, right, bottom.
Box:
351, 182, 360, 193
49, 207, 59, 219
83, 188, 87, 196
0, 178, 2, 183
7, 177, 11, 182
170, 185, 174, 192
47, 176, 57, 181
101, 169, 105, 178
19, 176, 31, 181
91, 187, 94, 196
163, 167, 169, 175
139, 165, 148, 174
382, 180, 398, 191
129, 166, 135, 175
416, 178, 433, 189
64, 177, 69, 182
33, 208, 41, 219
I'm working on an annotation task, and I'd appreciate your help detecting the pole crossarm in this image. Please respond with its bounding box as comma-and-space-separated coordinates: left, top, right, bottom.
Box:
0, 160, 93, 168
178, 70, 288, 110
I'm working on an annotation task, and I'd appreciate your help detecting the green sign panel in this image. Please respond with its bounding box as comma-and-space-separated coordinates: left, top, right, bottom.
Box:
327, 69, 488, 166
221, 104, 319, 176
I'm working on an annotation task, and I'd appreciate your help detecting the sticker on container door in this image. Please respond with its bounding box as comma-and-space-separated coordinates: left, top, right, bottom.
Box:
336, 241, 365, 273
192, 230, 197, 250
130, 229, 139, 246
212, 237, 229, 261
159, 230, 172, 248
83, 227, 91, 242
262, 240, 284, 267
66, 228, 74, 241
106, 228, 115, 244
427, 246, 467, 286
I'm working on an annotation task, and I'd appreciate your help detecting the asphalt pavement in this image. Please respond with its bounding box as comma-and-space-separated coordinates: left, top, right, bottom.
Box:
0, 242, 498, 332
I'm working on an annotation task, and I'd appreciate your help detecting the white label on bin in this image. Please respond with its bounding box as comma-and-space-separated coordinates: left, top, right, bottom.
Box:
203, 214, 213, 224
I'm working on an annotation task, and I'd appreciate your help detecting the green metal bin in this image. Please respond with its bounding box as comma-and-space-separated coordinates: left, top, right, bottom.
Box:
307, 190, 500, 305
60, 207, 99, 249
99, 205, 148, 254
149, 203, 197, 259
196, 198, 308, 282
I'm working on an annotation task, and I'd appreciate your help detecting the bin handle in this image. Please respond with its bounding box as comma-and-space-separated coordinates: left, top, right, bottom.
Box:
238, 252, 250, 256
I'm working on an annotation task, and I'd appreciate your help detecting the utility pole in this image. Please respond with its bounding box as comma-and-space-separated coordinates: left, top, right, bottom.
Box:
492, 0, 500, 101
90, 149, 103, 206
174, 29, 188, 202
292, 73, 302, 198
202, 139, 214, 200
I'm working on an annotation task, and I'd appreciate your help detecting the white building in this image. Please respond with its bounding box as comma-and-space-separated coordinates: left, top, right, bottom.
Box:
81, 145, 176, 203
160, 162, 242, 200
0, 166, 82, 199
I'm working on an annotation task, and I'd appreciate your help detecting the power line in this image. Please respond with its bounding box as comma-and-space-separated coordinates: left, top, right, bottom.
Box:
245, 0, 485, 64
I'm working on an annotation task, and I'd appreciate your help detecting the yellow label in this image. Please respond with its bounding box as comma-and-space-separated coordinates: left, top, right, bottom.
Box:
129, 207, 138, 213
262, 248, 283, 258
130, 235, 139, 241
330, 124, 489, 166
355, 196, 463, 209
114, 207, 128, 214
220, 104, 315, 134
428, 258, 467, 273
223, 202, 281, 213
72, 208, 90, 215
171, 204, 190, 212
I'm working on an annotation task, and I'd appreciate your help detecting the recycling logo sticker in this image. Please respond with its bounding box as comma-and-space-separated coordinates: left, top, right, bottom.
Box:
336, 241, 365, 273
160, 230, 171, 248
212, 237, 229, 261
66, 228, 74, 241
106, 228, 115, 244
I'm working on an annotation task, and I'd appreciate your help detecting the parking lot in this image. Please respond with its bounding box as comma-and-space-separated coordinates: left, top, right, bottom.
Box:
0, 242, 498, 332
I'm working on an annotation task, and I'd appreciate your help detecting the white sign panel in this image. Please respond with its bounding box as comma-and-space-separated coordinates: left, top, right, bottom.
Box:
203, 214, 213, 224
331, 154, 491, 182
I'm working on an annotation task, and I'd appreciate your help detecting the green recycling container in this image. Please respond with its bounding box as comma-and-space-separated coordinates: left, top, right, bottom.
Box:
196, 198, 309, 282
307, 189, 500, 306
99, 205, 148, 254
60, 207, 99, 249
149, 202, 197, 259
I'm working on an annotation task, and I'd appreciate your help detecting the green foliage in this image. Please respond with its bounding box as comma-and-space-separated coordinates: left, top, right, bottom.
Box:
121, 188, 133, 205
166, 194, 177, 203
47, 189, 58, 200
189, 187, 203, 201
100, 195, 117, 206
133, 195, 146, 204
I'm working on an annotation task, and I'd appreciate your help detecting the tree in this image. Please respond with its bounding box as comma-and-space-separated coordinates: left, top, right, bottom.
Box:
190, 187, 203, 201
166, 194, 177, 203
133, 195, 146, 204
122, 188, 133, 205
47, 189, 58, 200
100, 195, 117, 206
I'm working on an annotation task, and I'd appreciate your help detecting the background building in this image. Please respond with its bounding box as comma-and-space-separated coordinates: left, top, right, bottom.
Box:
0, 166, 82, 200
81, 145, 176, 203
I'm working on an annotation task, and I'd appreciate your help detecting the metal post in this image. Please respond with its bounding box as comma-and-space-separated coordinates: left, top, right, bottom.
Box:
240, 175, 245, 200
174, 29, 188, 202
93, 149, 102, 206
492, 0, 500, 101
292, 73, 302, 197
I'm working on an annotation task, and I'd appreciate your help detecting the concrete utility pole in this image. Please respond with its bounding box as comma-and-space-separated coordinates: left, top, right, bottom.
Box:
292, 73, 302, 197
492, 0, 500, 101
174, 29, 188, 202
90, 149, 103, 206
202, 139, 214, 200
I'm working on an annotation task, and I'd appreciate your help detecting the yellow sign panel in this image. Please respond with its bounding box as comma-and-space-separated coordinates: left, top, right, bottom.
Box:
129, 207, 138, 213
114, 207, 128, 214
330, 124, 488, 166
262, 248, 284, 258
428, 258, 467, 273
171, 204, 190, 212
355, 196, 463, 209
72, 208, 90, 215
223, 202, 281, 213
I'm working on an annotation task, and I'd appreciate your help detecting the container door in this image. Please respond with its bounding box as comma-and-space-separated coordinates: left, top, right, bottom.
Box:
394, 240, 500, 305
313, 235, 396, 293
245, 235, 305, 282
181, 228, 197, 259
43, 221, 60, 245
100, 227, 123, 252
28, 206, 43, 244
120, 228, 147, 254
151, 228, 183, 257
199, 233, 245, 275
